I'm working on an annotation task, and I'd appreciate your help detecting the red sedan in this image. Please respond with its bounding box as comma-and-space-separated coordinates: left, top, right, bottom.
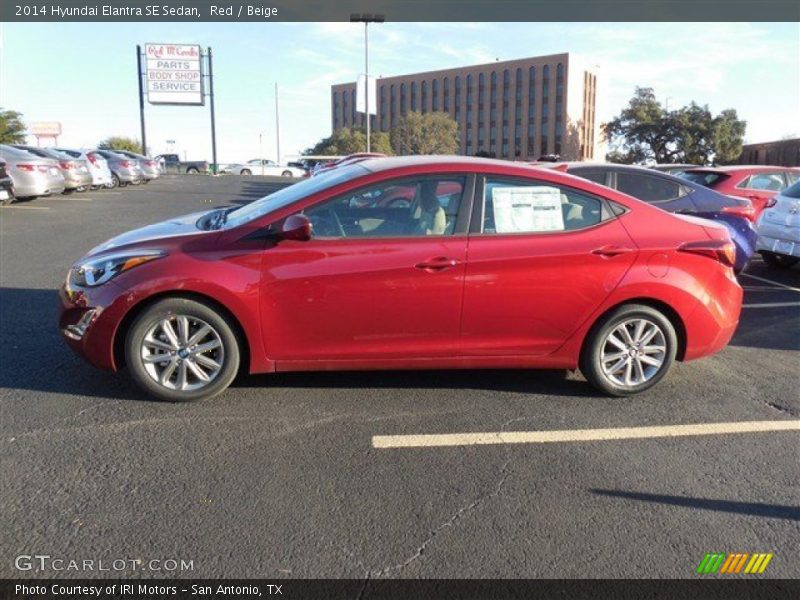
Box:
59, 156, 742, 401
682, 165, 800, 219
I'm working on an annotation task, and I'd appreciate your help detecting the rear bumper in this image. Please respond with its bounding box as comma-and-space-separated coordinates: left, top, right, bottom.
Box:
756, 221, 800, 258
114, 168, 141, 183
683, 267, 743, 361
11, 172, 66, 197
63, 171, 93, 189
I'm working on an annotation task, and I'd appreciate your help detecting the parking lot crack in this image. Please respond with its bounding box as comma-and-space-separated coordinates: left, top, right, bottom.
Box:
763, 400, 798, 417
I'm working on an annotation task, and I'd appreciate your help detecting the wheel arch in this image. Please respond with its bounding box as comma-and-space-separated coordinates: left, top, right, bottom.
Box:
580, 297, 688, 362
113, 290, 251, 374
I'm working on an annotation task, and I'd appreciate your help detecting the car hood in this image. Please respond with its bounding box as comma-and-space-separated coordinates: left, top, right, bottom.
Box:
88, 210, 214, 256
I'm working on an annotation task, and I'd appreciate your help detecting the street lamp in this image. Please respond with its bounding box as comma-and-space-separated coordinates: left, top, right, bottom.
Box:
350, 13, 384, 153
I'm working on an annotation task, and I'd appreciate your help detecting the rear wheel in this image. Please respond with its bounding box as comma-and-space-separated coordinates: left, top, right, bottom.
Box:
761, 251, 799, 269
580, 304, 677, 396
125, 298, 240, 402
281, 170, 293, 177
187, 167, 199, 174
240, 169, 252, 175
110, 173, 120, 188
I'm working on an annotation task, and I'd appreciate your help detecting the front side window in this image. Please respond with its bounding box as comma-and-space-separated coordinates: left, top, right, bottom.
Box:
482, 178, 606, 234
304, 176, 466, 238
616, 172, 682, 202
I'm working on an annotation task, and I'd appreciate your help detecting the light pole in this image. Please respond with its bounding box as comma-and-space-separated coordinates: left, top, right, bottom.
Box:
350, 13, 384, 153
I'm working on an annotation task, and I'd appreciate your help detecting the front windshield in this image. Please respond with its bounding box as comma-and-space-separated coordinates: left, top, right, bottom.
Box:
223, 163, 368, 229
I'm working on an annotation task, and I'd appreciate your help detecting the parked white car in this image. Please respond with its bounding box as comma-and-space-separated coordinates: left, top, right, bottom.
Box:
756, 180, 800, 268
54, 147, 113, 189
226, 159, 304, 177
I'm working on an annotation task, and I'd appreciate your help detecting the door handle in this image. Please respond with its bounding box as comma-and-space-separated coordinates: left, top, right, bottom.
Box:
592, 245, 633, 257
415, 256, 460, 271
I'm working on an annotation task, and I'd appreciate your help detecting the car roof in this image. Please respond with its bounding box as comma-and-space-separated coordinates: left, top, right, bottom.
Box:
358, 155, 541, 173
685, 165, 797, 173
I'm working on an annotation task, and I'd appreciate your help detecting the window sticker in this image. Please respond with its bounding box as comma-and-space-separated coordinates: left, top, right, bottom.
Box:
491, 186, 564, 233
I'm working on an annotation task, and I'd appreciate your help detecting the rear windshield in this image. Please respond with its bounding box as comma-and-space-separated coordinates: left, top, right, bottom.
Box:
782, 180, 800, 199
681, 171, 729, 187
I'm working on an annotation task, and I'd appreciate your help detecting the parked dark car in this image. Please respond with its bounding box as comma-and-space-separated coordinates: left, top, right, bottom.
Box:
155, 154, 209, 174
0, 159, 15, 205
541, 163, 757, 273
651, 164, 702, 177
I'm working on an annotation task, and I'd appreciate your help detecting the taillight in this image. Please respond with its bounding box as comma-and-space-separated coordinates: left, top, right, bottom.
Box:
764, 197, 778, 209
16, 164, 35, 171
678, 240, 736, 269
37, 165, 50, 173
721, 204, 756, 222
119, 160, 132, 167
146, 160, 156, 167
87, 154, 98, 165
58, 161, 74, 170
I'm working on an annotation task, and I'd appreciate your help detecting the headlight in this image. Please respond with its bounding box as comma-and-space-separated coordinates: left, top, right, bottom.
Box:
70, 250, 165, 287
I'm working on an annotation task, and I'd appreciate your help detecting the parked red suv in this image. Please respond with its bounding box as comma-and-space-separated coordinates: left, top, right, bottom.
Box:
59, 157, 743, 402
682, 165, 800, 219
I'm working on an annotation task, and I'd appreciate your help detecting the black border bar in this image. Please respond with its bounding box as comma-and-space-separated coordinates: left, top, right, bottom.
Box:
3, 0, 800, 22
2, 579, 800, 600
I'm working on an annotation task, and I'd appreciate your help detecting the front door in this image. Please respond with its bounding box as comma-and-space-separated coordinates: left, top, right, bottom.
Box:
260, 174, 471, 362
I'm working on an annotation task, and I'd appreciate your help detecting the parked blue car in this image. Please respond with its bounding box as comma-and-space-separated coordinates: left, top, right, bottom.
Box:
558, 163, 757, 273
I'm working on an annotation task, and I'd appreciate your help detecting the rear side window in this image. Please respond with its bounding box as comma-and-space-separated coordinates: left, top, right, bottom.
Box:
616, 172, 682, 202
782, 181, 800, 199
482, 178, 608, 234
682, 171, 727, 187
571, 169, 608, 185
739, 172, 786, 191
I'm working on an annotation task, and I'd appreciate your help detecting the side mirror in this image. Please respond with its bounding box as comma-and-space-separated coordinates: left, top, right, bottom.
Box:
280, 214, 313, 241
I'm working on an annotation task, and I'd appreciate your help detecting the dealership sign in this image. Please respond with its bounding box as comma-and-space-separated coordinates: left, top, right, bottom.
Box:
144, 43, 204, 105
29, 121, 62, 136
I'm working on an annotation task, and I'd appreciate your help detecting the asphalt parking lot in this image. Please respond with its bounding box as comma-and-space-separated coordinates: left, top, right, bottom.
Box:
1, 175, 798, 579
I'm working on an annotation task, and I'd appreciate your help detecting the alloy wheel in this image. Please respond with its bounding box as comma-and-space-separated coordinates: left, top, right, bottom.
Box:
140, 314, 225, 391
599, 318, 666, 388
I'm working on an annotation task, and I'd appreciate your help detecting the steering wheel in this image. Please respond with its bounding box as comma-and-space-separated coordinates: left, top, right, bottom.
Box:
308, 207, 346, 238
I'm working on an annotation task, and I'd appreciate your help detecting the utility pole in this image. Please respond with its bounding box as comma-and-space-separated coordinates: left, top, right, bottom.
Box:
350, 14, 384, 153
275, 82, 281, 164
136, 45, 147, 155
207, 47, 218, 174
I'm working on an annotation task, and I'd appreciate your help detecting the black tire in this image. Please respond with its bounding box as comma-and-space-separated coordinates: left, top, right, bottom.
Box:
111, 173, 120, 188
0, 193, 13, 206
761, 251, 799, 269
186, 167, 199, 174
281, 170, 293, 177
125, 298, 241, 402
240, 169, 251, 176
579, 303, 677, 397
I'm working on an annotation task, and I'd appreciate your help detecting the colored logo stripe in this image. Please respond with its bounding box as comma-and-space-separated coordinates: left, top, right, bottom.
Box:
697, 552, 773, 574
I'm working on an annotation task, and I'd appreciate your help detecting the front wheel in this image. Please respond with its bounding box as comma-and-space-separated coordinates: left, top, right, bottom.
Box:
125, 298, 241, 402
186, 167, 199, 174
240, 169, 251, 175
761, 251, 799, 269
580, 304, 677, 396
281, 170, 293, 177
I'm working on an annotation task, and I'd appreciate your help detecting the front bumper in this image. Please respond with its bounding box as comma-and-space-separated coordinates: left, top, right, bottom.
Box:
58, 279, 133, 371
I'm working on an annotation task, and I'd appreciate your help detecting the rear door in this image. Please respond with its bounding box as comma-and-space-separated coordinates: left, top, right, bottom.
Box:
461, 175, 637, 356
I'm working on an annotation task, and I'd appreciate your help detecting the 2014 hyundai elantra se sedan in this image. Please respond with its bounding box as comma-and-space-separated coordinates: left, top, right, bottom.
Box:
59, 156, 743, 401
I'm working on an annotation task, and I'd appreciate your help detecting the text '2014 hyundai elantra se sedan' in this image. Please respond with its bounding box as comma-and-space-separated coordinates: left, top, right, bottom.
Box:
59, 156, 743, 401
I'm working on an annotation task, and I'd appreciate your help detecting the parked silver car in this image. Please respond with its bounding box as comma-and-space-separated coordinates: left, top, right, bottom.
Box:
224, 158, 305, 177
113, 150, 161, 182
756, 180, 800, 268
12, 145, 92, 192
54, 147, 114, 188
0, 145, 65, 198
92, 149, 143, 187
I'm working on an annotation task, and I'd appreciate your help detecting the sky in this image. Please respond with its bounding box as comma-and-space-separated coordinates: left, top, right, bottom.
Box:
1, 22, 798, 163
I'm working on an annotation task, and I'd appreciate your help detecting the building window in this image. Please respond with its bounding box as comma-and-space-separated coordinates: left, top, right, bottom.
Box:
454, 76, 461, 120
516, 68, 523, 102
555, 62, 564, 156
400, 83, 406, 115
443, 77, 449, 111
421, 81, 428, 113
432, 79, 439, 111
490, 71, 497, 102
411, 81, 417, 112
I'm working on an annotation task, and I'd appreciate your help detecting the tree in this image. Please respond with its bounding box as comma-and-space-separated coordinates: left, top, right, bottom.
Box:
0, 108, 26, 144
390, 111, 459, 155
603, 87, 746, 165
99, 136, 143, 154
304, 128, 393, 156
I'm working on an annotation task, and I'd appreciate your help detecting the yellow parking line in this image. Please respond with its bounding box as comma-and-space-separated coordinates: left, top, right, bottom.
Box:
740, 272, 800, 293
372, 420, 800, 449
